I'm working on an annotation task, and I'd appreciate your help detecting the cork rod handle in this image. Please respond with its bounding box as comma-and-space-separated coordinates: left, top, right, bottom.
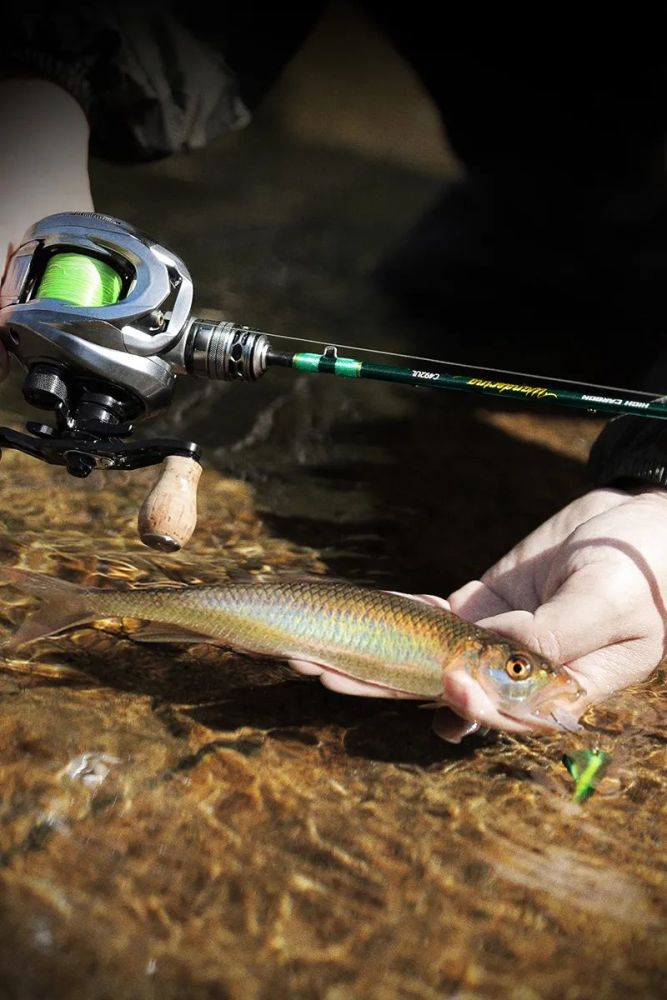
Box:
138, 455, 202, 552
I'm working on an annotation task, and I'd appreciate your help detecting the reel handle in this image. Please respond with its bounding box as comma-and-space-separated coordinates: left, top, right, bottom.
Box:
138, 455, 202, 552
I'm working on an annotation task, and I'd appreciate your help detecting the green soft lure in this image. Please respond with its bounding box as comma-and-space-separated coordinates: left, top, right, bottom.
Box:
562, 748, 611, 802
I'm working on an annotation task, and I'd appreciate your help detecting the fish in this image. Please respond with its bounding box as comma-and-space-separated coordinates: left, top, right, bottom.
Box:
1, 568, 585, 736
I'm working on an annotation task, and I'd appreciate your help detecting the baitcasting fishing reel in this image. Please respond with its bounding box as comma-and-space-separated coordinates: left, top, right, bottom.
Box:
0, 212, 274, 551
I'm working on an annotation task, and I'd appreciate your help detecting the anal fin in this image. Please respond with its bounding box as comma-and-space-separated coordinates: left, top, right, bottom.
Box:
131, 622, 212, 645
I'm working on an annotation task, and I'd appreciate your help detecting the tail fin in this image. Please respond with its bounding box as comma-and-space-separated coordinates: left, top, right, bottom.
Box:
3, 567, 98, 649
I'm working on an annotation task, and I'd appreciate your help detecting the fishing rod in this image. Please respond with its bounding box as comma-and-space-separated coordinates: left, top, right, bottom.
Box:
263, 337, 667, 420
1, 211, 664, 550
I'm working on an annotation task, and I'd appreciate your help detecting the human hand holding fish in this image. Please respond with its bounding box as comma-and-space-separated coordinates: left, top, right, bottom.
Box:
438, 487, 667, 740
286, 487, 667, 743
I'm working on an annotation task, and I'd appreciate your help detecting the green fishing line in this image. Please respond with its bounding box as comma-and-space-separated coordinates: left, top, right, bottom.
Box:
36, 253, 122, 307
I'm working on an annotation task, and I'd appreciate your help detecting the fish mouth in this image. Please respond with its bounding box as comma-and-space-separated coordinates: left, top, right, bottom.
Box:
527, 671, 586, 715
499, 672, 587, 733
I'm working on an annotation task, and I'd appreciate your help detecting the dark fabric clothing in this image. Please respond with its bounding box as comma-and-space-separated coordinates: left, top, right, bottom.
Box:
588, 344, 667, 491
2, 3, 251, 161
589, 414, 667, 492
2, 3, 326, 161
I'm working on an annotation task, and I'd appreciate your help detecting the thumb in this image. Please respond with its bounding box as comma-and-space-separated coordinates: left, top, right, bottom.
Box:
477, 565, 646, 666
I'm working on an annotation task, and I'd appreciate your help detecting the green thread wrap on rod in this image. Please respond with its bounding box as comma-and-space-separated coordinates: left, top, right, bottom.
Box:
293, 352, 362, 377
334, 357, 362, 378
293, 353, 323, 373
36, 253, 122, 307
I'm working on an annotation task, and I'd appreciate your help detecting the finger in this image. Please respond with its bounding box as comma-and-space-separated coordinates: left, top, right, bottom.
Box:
562, 635, 661, 707
431, 707, 481, 743
476, 599, 640, 668
286, 659, 420, 699
448, 579, 513, 620
477, 560, 656, 665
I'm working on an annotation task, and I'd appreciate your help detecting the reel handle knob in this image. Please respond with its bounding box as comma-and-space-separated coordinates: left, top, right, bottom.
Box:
138, 455, 202, 552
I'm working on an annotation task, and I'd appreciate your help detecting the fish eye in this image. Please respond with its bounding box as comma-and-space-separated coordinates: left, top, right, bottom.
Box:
505, 655, 533, 680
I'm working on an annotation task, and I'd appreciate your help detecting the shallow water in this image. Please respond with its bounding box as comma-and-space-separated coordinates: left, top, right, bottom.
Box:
0, 126, 665, 998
